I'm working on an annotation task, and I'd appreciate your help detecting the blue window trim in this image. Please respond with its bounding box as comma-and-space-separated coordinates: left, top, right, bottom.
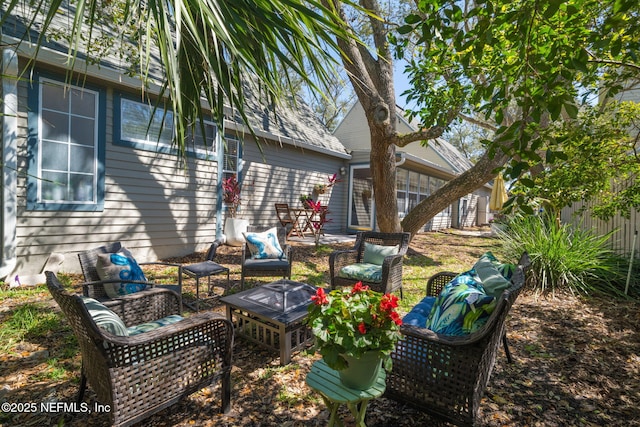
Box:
113, 93, 217, 161
217, 133, 244, 218
26, 70, 106, 212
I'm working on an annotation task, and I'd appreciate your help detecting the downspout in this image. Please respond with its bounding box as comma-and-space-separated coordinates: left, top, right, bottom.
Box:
215, 126, 224, 242
395, 152, 406, 167
1, 48, 18, 279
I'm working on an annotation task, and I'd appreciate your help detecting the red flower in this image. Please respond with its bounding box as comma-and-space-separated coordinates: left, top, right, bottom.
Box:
380, 294, 399, 311
390, 311, 402, 326
358, 322, 367, 334
311, 288, 329, 305
351, 282, 370, 294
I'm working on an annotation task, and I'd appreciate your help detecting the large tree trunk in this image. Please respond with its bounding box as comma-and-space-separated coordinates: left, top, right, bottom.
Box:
325, 0, 511, 238
370, 121, 402, 233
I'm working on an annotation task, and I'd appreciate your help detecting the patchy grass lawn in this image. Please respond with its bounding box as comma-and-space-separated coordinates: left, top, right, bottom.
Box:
1, 230, 639, 426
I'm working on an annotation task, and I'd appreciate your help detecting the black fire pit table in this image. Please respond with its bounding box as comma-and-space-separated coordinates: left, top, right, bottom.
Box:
220, 279, 317, 365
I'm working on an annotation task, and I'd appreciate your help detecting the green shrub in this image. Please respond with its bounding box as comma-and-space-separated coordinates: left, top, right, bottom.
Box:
498, 215, 627, 297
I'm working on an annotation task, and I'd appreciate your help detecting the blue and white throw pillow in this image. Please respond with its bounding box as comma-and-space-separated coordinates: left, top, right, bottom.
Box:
96, 248, 148, 298
425, 272, 496, 336
243, 227, 286, 260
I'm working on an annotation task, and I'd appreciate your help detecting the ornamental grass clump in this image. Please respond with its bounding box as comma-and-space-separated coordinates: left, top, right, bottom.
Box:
306, 282, 403, 371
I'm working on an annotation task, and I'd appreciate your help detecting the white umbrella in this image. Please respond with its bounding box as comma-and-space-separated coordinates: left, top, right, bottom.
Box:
490, 174, 508, 211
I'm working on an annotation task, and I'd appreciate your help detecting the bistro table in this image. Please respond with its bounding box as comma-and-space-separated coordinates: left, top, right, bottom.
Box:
289, 207, 327, 239
288, 208, 313, 237
220, 279, 317, 365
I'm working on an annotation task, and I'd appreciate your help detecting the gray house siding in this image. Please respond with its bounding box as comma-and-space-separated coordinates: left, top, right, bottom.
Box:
3, 52, 348, 278
2, 4, 354, 279
226, 133, 348, 234
11, 65, 220, 274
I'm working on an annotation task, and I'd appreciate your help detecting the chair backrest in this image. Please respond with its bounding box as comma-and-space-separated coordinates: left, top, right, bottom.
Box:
243, 226, 287, 260
354, 231, 411, 261
45, 271, 113, 403
275, 203, 294, 226
78, 242, 123, 299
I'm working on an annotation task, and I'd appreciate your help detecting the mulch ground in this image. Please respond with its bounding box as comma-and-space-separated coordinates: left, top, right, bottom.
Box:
1, 231, 639, 426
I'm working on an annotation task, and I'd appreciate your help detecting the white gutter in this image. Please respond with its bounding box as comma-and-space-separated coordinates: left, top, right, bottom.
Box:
1, 34, 164, 94
395, 151, 407, 167
1, 48, 19, 279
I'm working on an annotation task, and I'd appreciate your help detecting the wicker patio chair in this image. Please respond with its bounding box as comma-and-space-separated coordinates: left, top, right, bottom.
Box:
78, 242, 183, 308
329, 231, 410, 296
241, 226, 293, 289
385, 253, 530, 427
45, 271, 233, 427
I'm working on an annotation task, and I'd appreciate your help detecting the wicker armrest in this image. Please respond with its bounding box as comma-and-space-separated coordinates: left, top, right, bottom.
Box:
426, 271, 458, 297
104, 312, 232, 350
283, 244, 293, 262
82, 279, 149, 295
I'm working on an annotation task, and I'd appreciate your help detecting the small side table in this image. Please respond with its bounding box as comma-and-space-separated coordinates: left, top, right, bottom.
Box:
306, 359, 386, 427
182, 261, 230, 311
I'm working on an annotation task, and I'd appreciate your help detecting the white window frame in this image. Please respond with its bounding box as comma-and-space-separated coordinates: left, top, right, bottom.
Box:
37, 78, 99, 205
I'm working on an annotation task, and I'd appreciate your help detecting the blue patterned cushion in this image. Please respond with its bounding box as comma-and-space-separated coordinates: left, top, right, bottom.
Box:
338, 263, 382, 283
425, 272, 496, 336
472, 252, 515, 297
243, 227, 286, 260
96, 248, 148, 298
81, 297, 129, 336
403, 296, 436, 328
363, 242, 399, 265
127, 314, 184, 336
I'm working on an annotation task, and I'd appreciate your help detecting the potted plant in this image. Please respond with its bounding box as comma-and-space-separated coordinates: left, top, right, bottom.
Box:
222, 174, 249, 246
306, 282, 403, 389
299, 194, 313, 208
313, 183, 327, 194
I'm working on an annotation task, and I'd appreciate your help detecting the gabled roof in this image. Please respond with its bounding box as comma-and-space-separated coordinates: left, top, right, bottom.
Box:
333, 100, 473, 173
228, 89, 350, 157
396, 105, 473, 174
2, 3, 349, 158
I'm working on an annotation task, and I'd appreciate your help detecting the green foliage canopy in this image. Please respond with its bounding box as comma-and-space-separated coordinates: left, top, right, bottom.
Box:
2, 0, 355, 157
395, 0, 640, 216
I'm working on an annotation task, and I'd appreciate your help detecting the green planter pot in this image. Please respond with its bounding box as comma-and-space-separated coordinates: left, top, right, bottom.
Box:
338, 351, 382, 390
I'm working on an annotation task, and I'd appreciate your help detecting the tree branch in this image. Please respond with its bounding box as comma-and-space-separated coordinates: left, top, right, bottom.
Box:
394, 126, 446, 147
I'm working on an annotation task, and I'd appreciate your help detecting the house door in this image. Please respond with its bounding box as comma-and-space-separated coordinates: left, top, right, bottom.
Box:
347, 165, 375, 231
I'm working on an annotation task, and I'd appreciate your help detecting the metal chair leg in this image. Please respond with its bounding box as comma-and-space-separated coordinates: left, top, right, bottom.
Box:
503, 333, 513, 363
76, 370, 87, 404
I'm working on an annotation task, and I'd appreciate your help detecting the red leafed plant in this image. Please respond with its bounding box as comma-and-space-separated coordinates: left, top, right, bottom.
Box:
222, 174, 241, 218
